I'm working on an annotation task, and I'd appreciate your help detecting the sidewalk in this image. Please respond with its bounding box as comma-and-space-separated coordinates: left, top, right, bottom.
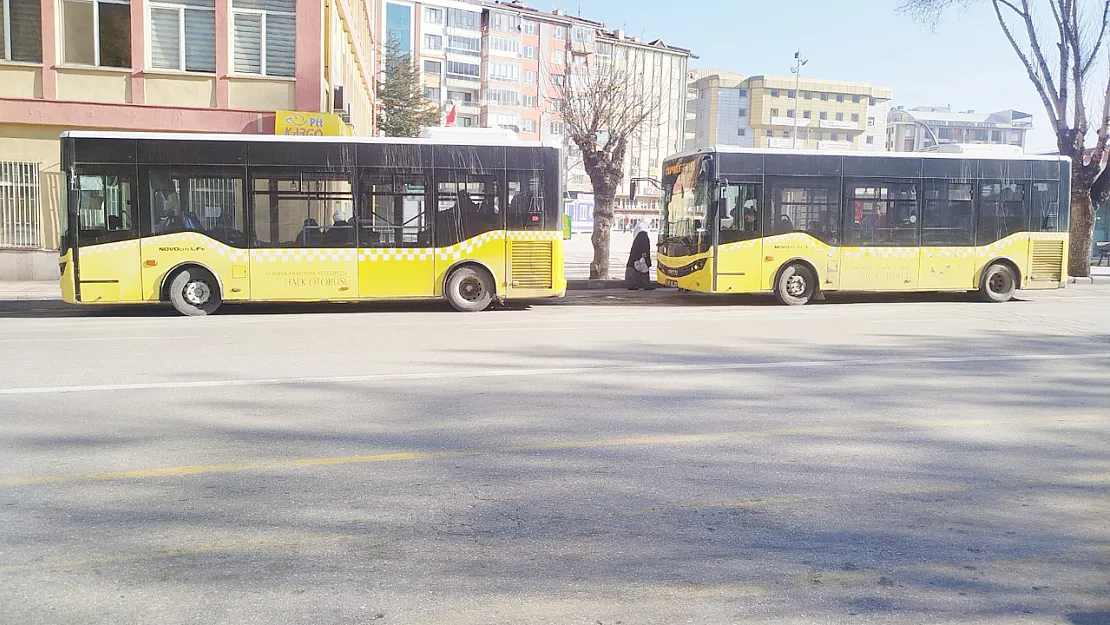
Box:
0, 281, 60, 300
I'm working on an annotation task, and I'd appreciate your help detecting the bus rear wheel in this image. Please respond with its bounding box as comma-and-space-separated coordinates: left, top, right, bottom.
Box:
168, 267, 222, 316
774, 263, 817, 306
979, 263, 1017, 303
446, 266, 494, 312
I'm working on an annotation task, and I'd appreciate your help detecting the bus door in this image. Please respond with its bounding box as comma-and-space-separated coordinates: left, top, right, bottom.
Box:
762, 177, 842, 292
73, 168, 142, 303
248, 171, 359, 301
356, 172, 436, 298
714, 181, 764, 293
840, 181, 921, 291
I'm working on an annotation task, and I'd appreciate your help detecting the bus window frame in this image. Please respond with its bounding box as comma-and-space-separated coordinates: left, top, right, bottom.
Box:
73, 164, 140, 248
138, 165, 249, 246
842, 178, 921, 247
247, 167, 358, 249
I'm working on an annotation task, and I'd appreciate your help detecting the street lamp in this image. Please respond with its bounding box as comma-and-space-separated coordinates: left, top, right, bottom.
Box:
790, 50, 808, 150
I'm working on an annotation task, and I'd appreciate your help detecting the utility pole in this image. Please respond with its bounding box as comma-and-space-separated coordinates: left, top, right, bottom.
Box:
790, 50, 807, 150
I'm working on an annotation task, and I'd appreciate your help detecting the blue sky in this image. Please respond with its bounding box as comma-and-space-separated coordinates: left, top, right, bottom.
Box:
570, 0, 1057, 152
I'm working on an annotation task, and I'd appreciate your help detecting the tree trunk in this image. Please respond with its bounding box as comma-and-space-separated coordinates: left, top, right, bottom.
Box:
1068, 165, 1097, 278
590, 186, 616, 280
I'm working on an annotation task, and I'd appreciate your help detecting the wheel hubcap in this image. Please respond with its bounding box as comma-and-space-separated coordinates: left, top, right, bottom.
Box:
785, 273, 807, 297
459, 277, 484, 302
183, 280, 211, 306
989, 273, 1009, 293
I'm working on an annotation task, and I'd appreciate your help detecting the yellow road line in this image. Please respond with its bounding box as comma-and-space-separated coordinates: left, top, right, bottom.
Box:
1, 414, 1104, 487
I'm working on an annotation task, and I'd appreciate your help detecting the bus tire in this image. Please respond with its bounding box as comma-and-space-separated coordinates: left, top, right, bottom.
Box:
979, 262, 1017, 303
168, 266, 222, 316
774, 263, 816, 306
445, 266, 494, 312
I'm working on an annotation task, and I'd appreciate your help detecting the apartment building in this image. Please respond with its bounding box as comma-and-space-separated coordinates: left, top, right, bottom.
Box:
0, 0, 376, 279
887, 106, 1032, 152
388, 0, 690, 221
687, 71, 892, 152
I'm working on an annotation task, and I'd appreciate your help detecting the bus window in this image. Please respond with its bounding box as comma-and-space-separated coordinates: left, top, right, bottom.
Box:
251, 173, 355, 248
507, 170, 546, 230
77, 172, 135, 246
977, 182, 1026, 245
844, 182, 918, 246
435, 174, 501, 247
359, 175, 430, 248
1030, 182, 1061, 231
148, 169, 246, 247
922, 182, 974, 246
718, 183, 761, 244
768, 178, 839, 245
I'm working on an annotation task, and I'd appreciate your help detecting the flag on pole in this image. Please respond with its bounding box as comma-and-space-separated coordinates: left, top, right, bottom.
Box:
445, 104, 457, 127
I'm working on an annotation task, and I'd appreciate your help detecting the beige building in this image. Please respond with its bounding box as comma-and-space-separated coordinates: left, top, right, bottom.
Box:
687, 71, 893, 152
887, 106, 1032, 152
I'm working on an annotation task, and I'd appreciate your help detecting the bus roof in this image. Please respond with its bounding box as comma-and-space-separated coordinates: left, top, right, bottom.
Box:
667, 146, 1069, 163
59, 130, 555, 150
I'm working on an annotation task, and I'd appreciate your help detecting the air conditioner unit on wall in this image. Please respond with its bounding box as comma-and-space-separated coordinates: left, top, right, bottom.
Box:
340, 104, 352, 124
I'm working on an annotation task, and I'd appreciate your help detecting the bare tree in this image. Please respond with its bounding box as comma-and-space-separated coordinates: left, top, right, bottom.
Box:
563, 56, 663, 280
901, 0, 1110, 277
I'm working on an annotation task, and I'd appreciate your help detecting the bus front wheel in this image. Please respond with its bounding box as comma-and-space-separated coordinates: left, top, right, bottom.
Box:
168, 267, 222, 316
979, 263, 1017, 303
445, 266, 494, 312
774, 263, 817, 306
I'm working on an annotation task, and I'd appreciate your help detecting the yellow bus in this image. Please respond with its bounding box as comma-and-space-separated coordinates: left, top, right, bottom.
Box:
59, 130, 565, 315
656, 147, 1070, 304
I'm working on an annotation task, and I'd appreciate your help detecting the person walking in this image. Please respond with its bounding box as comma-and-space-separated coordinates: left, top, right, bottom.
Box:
625, 220, 655, 290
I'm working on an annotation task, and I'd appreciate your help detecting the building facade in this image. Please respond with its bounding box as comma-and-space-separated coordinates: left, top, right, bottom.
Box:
887, 106, 1032, 152
687, 71, 892, 153
0, 0, 376, 279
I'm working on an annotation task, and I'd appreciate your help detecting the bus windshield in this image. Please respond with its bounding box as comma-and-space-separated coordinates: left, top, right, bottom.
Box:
659, 155, 711, 257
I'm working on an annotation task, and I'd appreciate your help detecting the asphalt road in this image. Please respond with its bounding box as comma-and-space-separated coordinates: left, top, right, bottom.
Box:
1, 286, 1109, 625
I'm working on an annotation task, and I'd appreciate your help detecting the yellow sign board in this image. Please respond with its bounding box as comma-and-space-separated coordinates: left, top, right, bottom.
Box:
275, 110, 351, 136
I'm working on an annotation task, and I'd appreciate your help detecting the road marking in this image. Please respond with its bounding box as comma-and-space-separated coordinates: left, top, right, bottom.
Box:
1, 351, 1109, 396
2, 415, 1100, 487
0, 335, 211, 344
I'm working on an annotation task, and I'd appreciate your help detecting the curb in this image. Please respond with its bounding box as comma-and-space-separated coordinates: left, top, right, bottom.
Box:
567, 279, 632, 290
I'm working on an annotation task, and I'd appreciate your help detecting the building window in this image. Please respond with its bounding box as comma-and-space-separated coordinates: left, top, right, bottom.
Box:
787, 109, 795, 118
803, 111, 811, 119
836, 94, 844, 102
232, 0, 295, 76
523, 20, 537, 35
523, 119, 536, 133
483, 87, 520, 107
596, 41, 613, 57
550, 98, 564, 112
820, 92, 828, 101
819, 112, 827, 120
424, 86, 440, 100
938, 127, 953, 140
766, 130, 773, 137
487, 60, 520, 83
831, 133, 840, 141
770, 108, 779, 117
446, 34, 480, 55
781, 130, 790, 138
446, 90, 473, 103
524, 70, 537, 84
991, 130, 1002, 142
852, 95, 861, 103
423, 59, 441, 75
551, 73, 565, 87
835, 113, 844, 121
1, 0, 43, 62
814, 132, 823, 141
737, 128, 746, 136
63, 0, 132, 67
738, 89, 748, 97
523, 95, 536, 107
803, 91, 811, 99
460, 116, 473, 127
424, 7, 442, 23
738, 107, 747, 117
0, 161, 41, 248
383, 2, 411, 52
787, 90, 795, 99
866, 136, 874, 144
974, 129, 989, 141
423, 34, 443, 50
552, 26, 566, 40
447, 8, 480, 30
770, 89, 779, 97
446, 60, 480, 80
489, 11, 520, 33
867, 116, 875, 127
551, 50, 565, 65
550, 121, 564, 135
572, 26, 591, 43
851, 113, 859, 122
523, 45, 537, 59
149, 0, 216, 72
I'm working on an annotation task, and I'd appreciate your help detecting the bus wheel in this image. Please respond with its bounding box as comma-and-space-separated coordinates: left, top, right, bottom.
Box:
774, 263, 816, 306
168, 267, 222, 316
446, 266, 493, 312
979, 263, 1017, 303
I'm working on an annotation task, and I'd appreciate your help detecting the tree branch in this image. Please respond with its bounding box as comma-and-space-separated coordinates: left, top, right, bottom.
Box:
991, 0, 1063, 131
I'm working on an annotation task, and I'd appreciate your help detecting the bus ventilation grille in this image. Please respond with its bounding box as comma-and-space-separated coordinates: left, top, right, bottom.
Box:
511, 241, 554, 289
1031, 240, 1065, 281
